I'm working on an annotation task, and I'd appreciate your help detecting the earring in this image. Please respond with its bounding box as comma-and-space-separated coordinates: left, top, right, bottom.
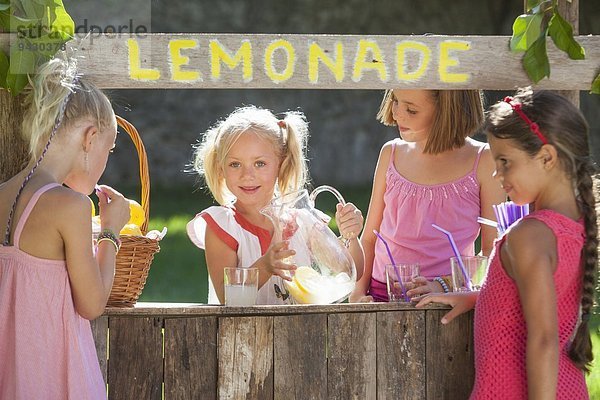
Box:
84, 152, 89, 174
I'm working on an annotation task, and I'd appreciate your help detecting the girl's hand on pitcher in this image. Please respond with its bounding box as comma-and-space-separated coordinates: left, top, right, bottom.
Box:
259, 241, 297, 280
336, 203, 364, 241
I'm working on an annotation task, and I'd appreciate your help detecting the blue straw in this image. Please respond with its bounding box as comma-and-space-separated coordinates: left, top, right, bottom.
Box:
431, 224, 472, 291
373, 230, 409, 301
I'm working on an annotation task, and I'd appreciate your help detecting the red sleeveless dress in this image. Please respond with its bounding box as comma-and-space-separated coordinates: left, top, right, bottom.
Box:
472, 209, 588, 399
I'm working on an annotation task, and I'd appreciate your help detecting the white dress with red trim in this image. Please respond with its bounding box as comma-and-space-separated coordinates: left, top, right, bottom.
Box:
187, 206, 291, 305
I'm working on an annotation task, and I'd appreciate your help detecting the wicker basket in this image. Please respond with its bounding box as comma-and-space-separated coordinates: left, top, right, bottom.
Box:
106, 116, 161, 307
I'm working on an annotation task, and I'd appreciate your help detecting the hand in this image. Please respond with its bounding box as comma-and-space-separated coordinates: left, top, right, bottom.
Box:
258, 240, 297, 280
349, 292, 374, 303
405, 276, 444, 298
414, 292, 478, 324
336, 202, 364, 241
96, 185, 130, 233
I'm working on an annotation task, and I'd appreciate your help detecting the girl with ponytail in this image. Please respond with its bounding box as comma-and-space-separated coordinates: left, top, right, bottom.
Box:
418, 87, 597, 399
187, 105, 364, 304
0, 57, 130, 398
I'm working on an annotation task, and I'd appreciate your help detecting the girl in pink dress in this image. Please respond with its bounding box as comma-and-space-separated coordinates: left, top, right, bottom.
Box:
350, 90, 505, 302
187, 106, 364, 304
0, 57, 130, 399
418, 88, 594, 399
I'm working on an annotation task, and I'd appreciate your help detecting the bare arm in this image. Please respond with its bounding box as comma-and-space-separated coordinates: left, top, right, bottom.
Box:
336, 202, 365, 280
503, 220, 558, 400
350, 142, 392, 302
477, 146, 506, 255
62, 186, 129, 320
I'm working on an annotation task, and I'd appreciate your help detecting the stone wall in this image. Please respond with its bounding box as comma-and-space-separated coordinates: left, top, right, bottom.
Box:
64, 0, 600, 188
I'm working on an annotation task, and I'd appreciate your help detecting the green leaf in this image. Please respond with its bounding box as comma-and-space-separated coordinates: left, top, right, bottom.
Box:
510, 13, 543, 52
548, 11, 585, 60
29, 34, 67, 58
522, 31, 550, 83
0, 49, 9, 89
591, 73, 600, 95
0, 4, 10, 11
49, 1, 73, 38
526, 0, 544, 12
7, 40, 35, 94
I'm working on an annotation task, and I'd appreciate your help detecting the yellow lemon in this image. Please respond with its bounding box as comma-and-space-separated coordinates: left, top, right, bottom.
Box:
292, 266, 321, 294
89, 197, 96, 217
284, 280, 313, 304
120, 223, 143, 236
128, 199, 145, 226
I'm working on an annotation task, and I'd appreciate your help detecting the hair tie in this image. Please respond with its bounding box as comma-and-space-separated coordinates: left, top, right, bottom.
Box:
503, 96, 548, 145
277, 119, 287, 129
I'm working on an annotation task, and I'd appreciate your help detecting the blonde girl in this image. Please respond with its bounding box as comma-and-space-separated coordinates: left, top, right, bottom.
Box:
0, 57, 129, 399
187, 106, 364, 304
418, 88, 596, 399
351, 89, 505, 302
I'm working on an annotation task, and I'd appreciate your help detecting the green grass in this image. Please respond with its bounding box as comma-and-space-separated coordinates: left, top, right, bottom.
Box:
132, 185, 600, 394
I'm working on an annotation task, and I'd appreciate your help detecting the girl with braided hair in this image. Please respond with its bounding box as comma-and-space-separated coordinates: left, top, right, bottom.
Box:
417, 87, 597, 399
0, 57, 130, 399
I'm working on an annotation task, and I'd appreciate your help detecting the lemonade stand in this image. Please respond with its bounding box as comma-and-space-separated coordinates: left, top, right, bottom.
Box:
1, 0, 596, 397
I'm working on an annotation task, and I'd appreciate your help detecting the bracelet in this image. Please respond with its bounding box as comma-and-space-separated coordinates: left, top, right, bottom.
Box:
441, 275, 453, 291
434, 276, 450, 293
97, 229, 121, 253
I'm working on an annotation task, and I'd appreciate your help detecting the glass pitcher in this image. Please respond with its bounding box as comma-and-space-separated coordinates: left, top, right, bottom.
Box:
261, 185, 356, 304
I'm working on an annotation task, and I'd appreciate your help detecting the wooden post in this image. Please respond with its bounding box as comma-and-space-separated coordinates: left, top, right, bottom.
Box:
0, 91, 28, 183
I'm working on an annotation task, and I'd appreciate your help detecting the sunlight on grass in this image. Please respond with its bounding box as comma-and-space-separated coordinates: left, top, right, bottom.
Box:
587, 321, 600, 397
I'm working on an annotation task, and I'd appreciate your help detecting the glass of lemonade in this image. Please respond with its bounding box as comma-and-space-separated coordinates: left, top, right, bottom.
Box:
224, 267, 259, 306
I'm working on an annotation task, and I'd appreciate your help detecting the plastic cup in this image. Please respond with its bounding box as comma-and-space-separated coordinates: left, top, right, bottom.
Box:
385, 263, 420, 302
224, 267, 258, 306
450, 256, 489, 292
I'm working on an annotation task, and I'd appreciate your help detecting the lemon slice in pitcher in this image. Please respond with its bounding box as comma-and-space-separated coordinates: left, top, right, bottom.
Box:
293, 266, 321, 293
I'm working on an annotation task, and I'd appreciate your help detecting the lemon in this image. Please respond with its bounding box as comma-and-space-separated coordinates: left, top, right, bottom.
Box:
89, 197, 96, 217
284, 280, 313, 304
128, 199, 145, 226
120, 223, 143, 236
293, 266, 321, 293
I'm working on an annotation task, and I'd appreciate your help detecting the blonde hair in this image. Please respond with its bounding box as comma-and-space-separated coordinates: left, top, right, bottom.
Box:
376, 89, 484, 154
21, 57, 114, 160
192, 105, 310, 205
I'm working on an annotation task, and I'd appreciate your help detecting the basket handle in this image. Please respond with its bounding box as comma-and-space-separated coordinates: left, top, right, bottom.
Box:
116, 115, 150, 234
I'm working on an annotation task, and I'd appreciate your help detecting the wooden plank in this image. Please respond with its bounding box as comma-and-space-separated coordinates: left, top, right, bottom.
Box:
90, 316, 108, 385
164, 317, 218, 400
376, 310, 426, 400
217, 316, 274, 400
0, 33, 593, 90
328, 312, 376, 400
103, 301, 450, 317
108, 317, 163, 400
273, 314, 327, 400
425, 310, 474, 400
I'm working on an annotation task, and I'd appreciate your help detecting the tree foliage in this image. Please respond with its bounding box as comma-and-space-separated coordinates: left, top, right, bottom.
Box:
0, 0, 74, 95
510, 0, 599, 94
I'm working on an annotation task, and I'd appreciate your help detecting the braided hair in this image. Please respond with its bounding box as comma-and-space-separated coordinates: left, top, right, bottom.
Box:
485, 87, 598, 372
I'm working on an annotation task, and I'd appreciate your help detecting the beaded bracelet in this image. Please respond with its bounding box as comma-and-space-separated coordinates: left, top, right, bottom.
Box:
97, 229, 121, 253
434, 276, 450, 293
441, 275, 453, 291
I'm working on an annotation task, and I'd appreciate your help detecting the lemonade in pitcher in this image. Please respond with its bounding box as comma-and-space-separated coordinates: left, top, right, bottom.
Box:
261, 186, 356, 304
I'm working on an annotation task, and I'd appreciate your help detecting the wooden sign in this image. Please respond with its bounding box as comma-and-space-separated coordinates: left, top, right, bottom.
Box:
53, 33, 598, 90
0, 33, 597, 90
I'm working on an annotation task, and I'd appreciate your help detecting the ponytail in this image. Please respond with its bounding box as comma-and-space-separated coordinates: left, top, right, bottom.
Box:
568, 160, 598, 372
277, 111, 309, 195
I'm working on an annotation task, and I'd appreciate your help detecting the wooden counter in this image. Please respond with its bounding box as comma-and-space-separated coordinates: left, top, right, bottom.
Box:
91, 302, 474, 399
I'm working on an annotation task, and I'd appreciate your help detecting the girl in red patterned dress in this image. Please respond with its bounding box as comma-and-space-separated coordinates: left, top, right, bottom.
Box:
417, 88, 596, 399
